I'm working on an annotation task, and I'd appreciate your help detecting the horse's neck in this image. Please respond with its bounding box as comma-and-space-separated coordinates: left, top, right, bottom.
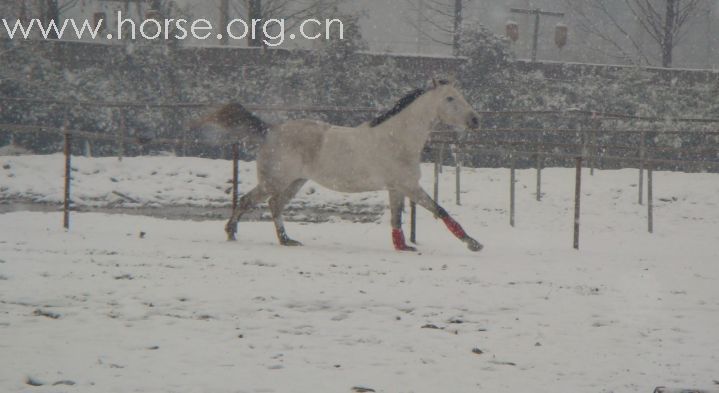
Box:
382, 92, 438, 155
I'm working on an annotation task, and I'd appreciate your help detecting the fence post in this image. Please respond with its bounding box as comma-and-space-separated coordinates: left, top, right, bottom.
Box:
455, 147, 461, 206
117, 111, 125, 161
535, 129, 543, 201
579, 120, 588, 174
231, 143, 240, 234
590, 116, 600, 176
638, 131, 646, 205
63, 121, 72, 230
574, 156, 583, 250
536, 151, 543, 202
433, 147, 440, 211
410, 201, 417, 244
180, 134, 188, 157
648, 165, 654, 234
510, 154, 516, 227
439, 144, 445, 174
581, 124, 588, 161
84, 139, 92, 157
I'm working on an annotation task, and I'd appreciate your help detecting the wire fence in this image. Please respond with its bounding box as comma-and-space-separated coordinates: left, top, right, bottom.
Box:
2, 96, 718, 249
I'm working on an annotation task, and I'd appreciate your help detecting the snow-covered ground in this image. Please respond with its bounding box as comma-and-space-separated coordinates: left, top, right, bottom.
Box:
1, 155, 718, 393
0, 154, 385, 212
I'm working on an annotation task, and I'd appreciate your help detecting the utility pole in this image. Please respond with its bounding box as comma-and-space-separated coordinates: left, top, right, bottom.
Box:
416, 0, 424, 53
452, 0, 462, 56
662, 0, 676, 68
98, 0, 154, 15
219, 0, 229, 45
45, 0, 61, 39
707, 4, 714, 69
248, 0, 264, 47
97, 0, 155, 36
510, 7, 564, 62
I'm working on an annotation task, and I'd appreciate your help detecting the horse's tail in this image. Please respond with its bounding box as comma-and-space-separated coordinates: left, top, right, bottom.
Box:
192, 103, 270, 143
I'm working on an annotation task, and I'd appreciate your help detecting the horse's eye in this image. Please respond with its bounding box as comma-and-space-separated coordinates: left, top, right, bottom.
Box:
446, 97, 455, 102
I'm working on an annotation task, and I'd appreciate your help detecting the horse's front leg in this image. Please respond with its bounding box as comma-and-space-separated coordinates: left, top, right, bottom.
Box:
402, 185, 483, 252
389, 190, 416, 252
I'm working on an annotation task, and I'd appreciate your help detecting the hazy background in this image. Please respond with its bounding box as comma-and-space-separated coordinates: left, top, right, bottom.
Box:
56, 0, 719, 69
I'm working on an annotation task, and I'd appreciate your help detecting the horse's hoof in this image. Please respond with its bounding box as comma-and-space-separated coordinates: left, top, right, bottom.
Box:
396, 246, 418, 252
466, 238, 484, 252
225, 221, 238, 241
281, 239, 303, 247
226, 229, 237, 241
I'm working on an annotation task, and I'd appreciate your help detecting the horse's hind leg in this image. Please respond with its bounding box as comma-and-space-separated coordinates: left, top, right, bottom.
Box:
268, 179, 307, 246
402, 185, 483, 252
389, 190, 416, 252
226, 186, 270, 241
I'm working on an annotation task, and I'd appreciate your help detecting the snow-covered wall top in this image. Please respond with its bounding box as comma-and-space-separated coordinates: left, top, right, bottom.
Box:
4, 38, 718, 86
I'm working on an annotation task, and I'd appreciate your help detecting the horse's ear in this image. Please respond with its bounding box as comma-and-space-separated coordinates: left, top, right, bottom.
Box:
447, 75, 457, 85
432, 78, 438, 88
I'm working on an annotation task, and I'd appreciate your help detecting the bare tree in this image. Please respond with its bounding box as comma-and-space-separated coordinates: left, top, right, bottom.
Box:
229, 0, 347, 47
566, 0, 705, 67
404, 0, 468, 56
0, 0, 81, 39
0, 2, 22, 21
405, 0, 469, 56
219, 0, 230, 45
129, 0, 191, 20
43, 1, 83, 38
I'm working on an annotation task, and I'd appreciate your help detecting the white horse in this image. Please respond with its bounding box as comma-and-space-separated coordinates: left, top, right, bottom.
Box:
202, 79, 483, 252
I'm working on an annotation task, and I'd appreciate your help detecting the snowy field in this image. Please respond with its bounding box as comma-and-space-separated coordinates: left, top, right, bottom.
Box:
0, 155, 385, 220
1, 155, 719, 393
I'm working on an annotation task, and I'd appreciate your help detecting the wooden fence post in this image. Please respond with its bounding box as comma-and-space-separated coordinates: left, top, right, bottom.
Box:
648, 165, 654, 234
638, 131, 646, 205
574, 156, 583, 250
231, 143, 240, 234
117, 111, 125, 161
510, 154, 516, 227
410, 201, 417, 244
63, 122, 72, 230
84, 140, 92, 157
439, 144, 445, 173
580, 122, 588, 164
536, 151, 543, 202
536, 128, 545, 201
590, 116, 600, 176
455, 147, 461, 206
433, 147, 440, 212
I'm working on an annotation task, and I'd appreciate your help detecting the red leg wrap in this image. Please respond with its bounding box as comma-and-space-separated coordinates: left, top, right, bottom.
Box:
442, 215, 468, 240
392, 228, 412, 251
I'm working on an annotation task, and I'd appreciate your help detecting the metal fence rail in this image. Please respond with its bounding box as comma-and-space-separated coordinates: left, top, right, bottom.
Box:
3, 121, 717, 250
2, 96, 718, 250
5, 95, 719, 122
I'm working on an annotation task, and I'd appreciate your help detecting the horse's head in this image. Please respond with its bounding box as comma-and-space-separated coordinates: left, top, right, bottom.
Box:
431, 78, 480, 132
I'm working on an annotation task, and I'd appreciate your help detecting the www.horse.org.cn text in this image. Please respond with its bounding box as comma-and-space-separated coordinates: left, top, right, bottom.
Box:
2, 11, 345, 47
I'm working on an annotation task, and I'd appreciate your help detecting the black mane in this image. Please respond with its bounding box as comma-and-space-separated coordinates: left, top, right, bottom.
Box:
369, 89, 427, 128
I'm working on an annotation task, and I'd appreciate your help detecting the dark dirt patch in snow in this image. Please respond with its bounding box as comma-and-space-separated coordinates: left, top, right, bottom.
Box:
1, 202, 383, 223
32, 309, 61, 319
